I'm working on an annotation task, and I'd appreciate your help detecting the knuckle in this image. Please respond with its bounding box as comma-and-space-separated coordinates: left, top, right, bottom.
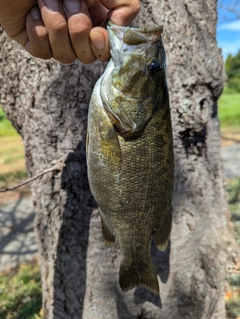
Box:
132, 1, 141, 14
50, 19, 68, 34
35, 27, 49, 40
85, 0, 98, 6
135, 3, 141, 14
69, 20, 92, 40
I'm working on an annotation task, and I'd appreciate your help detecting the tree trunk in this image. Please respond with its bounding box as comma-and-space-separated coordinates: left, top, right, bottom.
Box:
0, 0, 236, 318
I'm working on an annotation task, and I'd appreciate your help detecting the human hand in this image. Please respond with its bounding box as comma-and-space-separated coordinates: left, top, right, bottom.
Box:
0, 0, 140, 64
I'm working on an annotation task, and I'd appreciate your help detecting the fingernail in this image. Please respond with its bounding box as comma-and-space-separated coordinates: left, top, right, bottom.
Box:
31, 6, 41, 20
63, 0, 80, 14
42, 0, 60, 12
91, 31, 105, 50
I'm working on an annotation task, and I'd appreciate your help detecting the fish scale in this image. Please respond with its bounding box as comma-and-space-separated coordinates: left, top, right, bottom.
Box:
87, 22, 174, 296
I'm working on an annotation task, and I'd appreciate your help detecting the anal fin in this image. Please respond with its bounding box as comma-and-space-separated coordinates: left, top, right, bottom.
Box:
153, 211, 172, 251
101, 215, 115, 247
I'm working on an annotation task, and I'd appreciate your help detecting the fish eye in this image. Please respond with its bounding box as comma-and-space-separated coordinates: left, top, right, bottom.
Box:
147, 59, 163, 78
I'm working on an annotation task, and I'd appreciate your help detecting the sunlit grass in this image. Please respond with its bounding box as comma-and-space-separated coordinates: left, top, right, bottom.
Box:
227, 178, 240, 243
0, 170, 28, 186
0, 136, 27, 189
0, 107, 19, 137
225, 177, 240, 319
218, 90, 240, 128
226, 295, 240, 319
0, 261, 42, 319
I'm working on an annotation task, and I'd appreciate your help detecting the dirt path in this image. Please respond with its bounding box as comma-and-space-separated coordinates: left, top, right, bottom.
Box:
0, 195, 38, 272
221, 144, 240, 179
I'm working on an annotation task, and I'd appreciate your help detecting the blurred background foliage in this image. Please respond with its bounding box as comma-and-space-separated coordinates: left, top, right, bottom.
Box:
218, 50, 240, 129
225, 51, 240, 93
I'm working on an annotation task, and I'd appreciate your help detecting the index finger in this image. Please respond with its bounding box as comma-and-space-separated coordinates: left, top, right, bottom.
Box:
100, 0, 140, 26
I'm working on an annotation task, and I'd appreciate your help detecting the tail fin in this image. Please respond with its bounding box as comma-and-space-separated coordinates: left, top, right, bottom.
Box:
119, 261, 159, 296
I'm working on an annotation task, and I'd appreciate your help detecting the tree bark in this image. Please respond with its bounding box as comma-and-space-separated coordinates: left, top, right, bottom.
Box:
0, 0, 236, 318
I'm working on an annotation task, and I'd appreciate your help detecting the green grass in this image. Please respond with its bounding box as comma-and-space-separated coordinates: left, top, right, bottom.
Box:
218, 90, 240, 128
227, 178, 240, 243
225, 177, 240, 319
0, 261, 42, 319
226, 298, 240, 319
0, 107, 19, 137
0, 107, 27, 188
0, 135, 27, 189
0, 170, 28, 185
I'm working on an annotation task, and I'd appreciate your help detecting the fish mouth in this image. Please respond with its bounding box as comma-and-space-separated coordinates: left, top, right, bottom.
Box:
107, 21, 163, 46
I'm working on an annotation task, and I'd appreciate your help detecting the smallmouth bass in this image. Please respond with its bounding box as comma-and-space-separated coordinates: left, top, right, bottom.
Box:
87, 22, 174, 296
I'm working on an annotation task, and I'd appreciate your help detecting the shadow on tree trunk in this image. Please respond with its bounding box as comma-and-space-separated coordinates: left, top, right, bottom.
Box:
52, 139, 171, 318
52, 140, 95, 318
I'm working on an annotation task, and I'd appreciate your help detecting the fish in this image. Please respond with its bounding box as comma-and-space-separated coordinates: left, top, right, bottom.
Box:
86, 22, 174, 296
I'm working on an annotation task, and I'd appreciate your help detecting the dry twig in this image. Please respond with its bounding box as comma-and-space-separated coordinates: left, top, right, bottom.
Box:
0, 162, 65, 193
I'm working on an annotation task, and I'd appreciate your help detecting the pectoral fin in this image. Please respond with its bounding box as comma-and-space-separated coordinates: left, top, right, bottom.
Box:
98, 120, 122, 169
101, 215, 115, 247
153, 211, 172, 251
